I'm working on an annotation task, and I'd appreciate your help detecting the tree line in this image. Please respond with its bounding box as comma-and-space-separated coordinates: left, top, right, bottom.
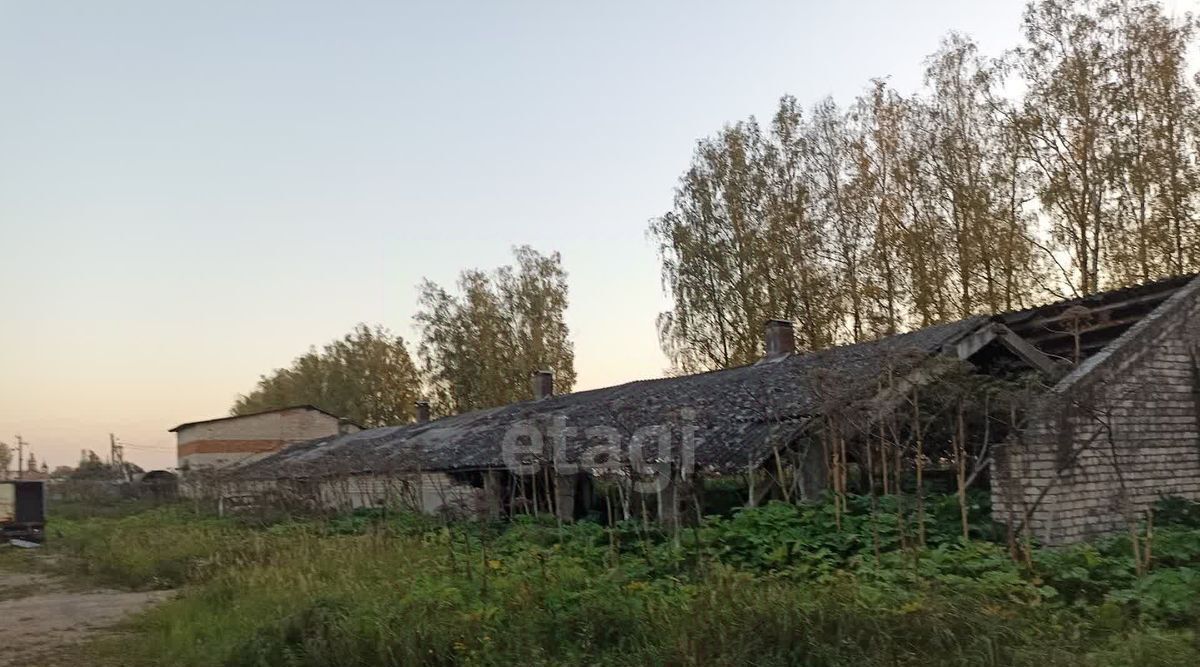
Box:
232, 246, 575, 426
651, 0, 1200, 372
235, 0, 1200, 424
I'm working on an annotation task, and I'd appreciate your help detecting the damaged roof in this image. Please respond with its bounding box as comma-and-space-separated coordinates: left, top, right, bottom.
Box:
999, 273, 1197, 362
234, 273, 1200, 481
236, 317, 989, 479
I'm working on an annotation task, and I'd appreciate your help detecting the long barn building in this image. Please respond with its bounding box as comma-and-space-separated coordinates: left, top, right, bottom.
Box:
231, 274, 1200, 545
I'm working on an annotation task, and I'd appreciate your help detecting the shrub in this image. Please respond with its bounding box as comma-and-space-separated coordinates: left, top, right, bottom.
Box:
48, 494, 1200, 666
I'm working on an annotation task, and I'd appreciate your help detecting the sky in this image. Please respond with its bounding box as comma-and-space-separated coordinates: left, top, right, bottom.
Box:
2, 0, 1194, 471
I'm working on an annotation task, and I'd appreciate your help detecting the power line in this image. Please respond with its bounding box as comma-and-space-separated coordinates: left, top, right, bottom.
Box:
117, 442, 175, 451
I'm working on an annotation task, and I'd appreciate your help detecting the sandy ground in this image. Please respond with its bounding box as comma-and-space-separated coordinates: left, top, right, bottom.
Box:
0, 564, 171, 666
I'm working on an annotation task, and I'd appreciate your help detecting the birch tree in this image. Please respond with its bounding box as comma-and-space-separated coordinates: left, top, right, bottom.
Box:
651, 0, 1200, 371
1109, 1, 1199, 283
416, 246, 576, 413
1013, 0, 1120, 295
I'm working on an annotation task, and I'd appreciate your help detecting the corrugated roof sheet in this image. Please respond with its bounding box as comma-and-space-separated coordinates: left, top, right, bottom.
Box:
236, 316, 989, 479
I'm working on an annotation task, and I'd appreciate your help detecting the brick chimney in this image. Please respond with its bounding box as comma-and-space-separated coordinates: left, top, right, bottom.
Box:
764, 319, 796, 358
415, 400, 431, 424
531, 370, 554, 400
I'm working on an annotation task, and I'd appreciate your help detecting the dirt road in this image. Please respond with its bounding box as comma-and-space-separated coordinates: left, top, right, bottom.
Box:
0, 566, 171, 666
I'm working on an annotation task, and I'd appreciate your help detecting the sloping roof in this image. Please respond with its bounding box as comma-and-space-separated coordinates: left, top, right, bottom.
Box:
235, 274, 1200, 482
169, 405, 363, 433
236, 317, 989, 479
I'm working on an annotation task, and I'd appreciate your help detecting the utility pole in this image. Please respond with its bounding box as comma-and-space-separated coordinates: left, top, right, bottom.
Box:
15, 435, 25, 479
110, 433, 127, 481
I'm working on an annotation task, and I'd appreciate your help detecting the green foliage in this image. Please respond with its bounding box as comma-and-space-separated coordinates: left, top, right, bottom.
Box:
1154, 496, 1200, 529
232, 323, 421, 428
415, 245, 576, 415
1033, 543, 1137, 606
48, 506, 252, 589
32, 495, 1200, 666
51, 497, 167, 521
696, 476, 748, 517
68, 450, 140, 480
1109, 568, 1200, 626
684, 492, 999, 575
652, 0, 1200, 371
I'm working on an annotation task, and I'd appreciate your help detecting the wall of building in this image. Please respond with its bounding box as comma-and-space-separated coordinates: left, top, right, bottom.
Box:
209, 473, 479, 517
993, 280, 1200, 544
317, 473, 478, 516
177, 408, 341, 470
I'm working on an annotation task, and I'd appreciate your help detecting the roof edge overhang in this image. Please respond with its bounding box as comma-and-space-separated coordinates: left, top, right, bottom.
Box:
170, 404, 365, 433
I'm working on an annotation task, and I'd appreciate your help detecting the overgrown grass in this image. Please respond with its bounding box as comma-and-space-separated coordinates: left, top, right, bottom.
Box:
29, 495, 1200, 666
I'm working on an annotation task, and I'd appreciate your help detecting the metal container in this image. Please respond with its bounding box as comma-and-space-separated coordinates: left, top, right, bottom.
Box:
0, 481, 46, 543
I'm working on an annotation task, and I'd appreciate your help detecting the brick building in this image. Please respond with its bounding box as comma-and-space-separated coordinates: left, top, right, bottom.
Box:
992, 275, 1200, 544
171, 405, 361, 471
231, 275, 1200, 545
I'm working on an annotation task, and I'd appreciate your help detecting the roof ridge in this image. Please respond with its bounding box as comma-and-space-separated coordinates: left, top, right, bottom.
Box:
169, 404, 362, 432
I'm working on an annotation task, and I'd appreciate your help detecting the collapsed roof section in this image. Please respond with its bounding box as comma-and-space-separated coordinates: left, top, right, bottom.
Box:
235, 273, 1200, 481
999, 273, 1196, 363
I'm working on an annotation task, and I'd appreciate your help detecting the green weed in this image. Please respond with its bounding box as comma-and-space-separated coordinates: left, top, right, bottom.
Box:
37, 495, 1200, 666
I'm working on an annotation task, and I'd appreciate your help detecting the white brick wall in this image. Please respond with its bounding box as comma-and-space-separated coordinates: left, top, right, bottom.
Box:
993, 279, 1200, 544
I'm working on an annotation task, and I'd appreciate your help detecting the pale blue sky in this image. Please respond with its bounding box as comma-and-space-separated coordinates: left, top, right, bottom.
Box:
0, 0, 1168, 469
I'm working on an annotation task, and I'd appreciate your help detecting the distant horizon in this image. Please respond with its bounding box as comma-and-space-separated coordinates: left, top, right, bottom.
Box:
4, 0, 1196, 471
